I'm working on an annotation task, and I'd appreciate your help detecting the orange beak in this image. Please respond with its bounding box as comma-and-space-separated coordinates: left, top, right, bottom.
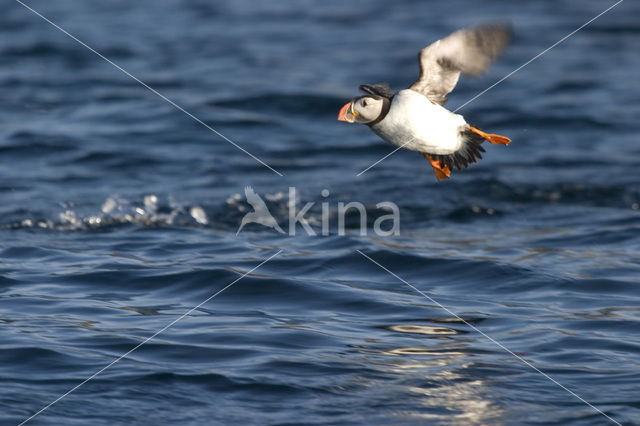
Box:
337, 102, 354, 123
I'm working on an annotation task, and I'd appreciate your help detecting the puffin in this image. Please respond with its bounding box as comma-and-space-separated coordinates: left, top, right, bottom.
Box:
338, 24, 512, 180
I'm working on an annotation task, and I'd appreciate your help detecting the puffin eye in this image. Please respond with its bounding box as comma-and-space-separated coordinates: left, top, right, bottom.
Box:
362, 99, 368, 107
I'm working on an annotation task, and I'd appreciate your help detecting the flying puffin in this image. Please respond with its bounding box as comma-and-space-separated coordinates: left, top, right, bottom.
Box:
338, 24, 512, 180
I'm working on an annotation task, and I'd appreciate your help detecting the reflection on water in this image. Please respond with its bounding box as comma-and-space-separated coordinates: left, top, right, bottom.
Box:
384, 348, 466, 357
406, 366, 503, 426
359, 321, 505, 424
387, 324, 460, 335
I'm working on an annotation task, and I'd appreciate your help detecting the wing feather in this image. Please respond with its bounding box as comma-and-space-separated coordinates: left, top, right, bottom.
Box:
409, 24, 511, 105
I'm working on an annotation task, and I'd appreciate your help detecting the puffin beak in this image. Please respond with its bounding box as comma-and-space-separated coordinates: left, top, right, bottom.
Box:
337, 102, 355, 123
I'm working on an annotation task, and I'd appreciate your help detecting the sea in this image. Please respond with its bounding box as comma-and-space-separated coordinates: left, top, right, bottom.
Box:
1, 0, 639, 425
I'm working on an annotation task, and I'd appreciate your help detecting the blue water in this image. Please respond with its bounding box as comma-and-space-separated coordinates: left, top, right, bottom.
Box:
2, 0, 640, 425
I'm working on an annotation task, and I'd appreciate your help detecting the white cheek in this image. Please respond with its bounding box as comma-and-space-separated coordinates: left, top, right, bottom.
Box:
367, 106, 380, 120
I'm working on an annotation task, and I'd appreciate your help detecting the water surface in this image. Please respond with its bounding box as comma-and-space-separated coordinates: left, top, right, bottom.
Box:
1, 0, 639, 424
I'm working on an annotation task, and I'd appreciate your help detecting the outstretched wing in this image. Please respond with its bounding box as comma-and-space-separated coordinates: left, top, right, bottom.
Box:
409, 24, 511, 105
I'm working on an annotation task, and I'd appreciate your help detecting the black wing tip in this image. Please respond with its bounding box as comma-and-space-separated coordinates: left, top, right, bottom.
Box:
474, 22, 513, 32
473, 22, 514, 43
466, 22, 513, 64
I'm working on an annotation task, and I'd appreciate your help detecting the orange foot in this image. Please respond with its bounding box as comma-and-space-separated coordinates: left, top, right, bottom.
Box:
470, 126, 511, 145
423, 153, 451, 181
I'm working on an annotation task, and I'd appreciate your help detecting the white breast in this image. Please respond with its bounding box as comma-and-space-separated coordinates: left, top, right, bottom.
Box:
371, 89, 467, 155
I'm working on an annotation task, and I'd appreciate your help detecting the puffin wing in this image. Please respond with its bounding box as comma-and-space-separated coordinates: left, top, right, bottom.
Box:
409, 24, 511, 105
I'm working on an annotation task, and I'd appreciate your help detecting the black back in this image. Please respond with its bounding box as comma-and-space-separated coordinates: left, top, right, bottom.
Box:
359, 83, 395, 99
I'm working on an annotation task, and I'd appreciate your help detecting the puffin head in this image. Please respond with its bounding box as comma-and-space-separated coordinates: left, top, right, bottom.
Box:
337, 83, 394, 125
337, 96, 385, 124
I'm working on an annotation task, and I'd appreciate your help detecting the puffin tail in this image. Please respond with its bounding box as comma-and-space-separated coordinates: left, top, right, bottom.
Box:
469, 126, 511, 145
423, 126, 510, 181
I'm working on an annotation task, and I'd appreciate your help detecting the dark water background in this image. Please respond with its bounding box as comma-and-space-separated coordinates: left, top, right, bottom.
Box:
2, 0, 639, 424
